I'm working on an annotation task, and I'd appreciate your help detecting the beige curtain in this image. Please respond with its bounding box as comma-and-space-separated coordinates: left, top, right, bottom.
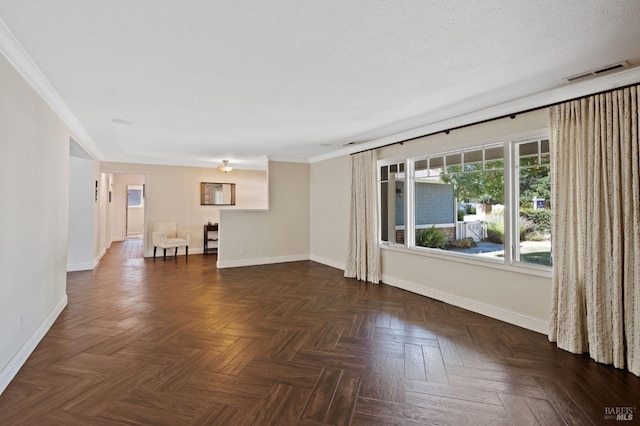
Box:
345, 150, 381, 284
549, 85, 640, 376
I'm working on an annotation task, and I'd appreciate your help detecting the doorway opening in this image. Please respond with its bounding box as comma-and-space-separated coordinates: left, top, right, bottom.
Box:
105, 173, 146, 259
126, 184, 144, 238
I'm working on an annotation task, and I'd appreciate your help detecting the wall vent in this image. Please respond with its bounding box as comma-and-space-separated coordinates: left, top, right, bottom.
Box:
564, 61, 629, 82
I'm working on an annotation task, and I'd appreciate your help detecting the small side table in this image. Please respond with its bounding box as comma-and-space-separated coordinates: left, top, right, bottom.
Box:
203, 224, 218, 255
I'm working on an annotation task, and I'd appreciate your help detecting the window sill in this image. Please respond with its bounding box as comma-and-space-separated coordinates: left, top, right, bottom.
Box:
380, 243, 552, 279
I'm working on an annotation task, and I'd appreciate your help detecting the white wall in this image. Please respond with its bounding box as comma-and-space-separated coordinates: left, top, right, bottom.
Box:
310, 155, 350, 270
218, 161, 310, 267
67, 155, 100, 271
309, 109, 552, 333
99, 172, 113, 256
127, 207, 144, 235
101, 162, 268, 256
110, 174, 126, 242
0, 53, 73, 392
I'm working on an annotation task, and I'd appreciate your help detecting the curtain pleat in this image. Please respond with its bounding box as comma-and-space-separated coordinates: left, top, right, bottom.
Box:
345, 150, 381, 284
549, 85, 640, 375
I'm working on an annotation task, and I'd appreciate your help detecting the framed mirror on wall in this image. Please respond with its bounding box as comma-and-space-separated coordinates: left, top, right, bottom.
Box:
200, 182, 236, 205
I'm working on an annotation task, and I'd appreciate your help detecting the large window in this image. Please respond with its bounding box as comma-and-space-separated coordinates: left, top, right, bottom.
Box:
379, 136, 552, 270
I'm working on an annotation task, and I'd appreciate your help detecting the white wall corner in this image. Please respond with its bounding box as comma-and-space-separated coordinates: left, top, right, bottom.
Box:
67, 262, 98, 272
309, 254, 346, 272
0, 295, 68, 395
0, 19, 102, 160
381, 274, 548, 334
217, 254, 310, 269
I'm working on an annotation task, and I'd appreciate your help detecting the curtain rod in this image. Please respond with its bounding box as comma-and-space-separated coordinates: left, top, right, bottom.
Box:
351, 80, 640, 156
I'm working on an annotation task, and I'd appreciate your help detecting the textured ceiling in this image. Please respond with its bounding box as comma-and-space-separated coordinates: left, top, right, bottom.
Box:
1, 1, 640, 169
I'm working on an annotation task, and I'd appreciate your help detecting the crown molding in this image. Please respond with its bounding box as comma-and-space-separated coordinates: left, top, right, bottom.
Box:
0, 18, 103, 160
309, 66, 640, 164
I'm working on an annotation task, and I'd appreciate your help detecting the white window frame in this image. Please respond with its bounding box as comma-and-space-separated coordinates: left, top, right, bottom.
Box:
378, 129, 551, 276
509, 137, 552, 272
378, 158, 407, 247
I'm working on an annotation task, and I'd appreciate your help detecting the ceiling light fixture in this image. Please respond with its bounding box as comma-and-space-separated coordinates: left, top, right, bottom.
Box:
218, 160, 233, 173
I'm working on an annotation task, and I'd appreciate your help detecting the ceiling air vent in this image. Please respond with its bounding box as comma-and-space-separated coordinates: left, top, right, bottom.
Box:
564, 61, 629, 82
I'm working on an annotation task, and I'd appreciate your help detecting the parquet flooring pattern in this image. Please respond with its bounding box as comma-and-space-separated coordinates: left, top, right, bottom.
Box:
1, 242, 639, 425
121, 235, 144, 259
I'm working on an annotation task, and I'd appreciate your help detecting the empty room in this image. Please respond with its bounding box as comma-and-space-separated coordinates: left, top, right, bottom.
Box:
1, 1, 640, 425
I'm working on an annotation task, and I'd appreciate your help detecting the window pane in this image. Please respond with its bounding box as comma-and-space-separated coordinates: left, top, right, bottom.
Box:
408, 145, 506, 259
429, 157, 444, 169
446, 153, 462, 174
463, 162, 483, 173
127, 189, 143, 207
516, 142, 552, 267
485, 146, 503, 162
484, 146, 504, 171
414, 159, 428, 174
519, 141, 539, 167
540, 139, 550, 165
519, 141, 538, 157
380, 181, 389, 241
464, 150, 483, 172
414, 177, 455, 250
380, 165, 388, 181
485, 159, 504, 171
464, 149, 483, 163
520, 156, 538, 167
380, 163, 405, 245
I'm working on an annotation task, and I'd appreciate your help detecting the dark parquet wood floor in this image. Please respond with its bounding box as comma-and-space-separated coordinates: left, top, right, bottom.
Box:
1, 240, 639, 425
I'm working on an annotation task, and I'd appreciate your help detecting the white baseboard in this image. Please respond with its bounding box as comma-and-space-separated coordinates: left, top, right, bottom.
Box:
138, 246, 549, 333
217, 254, 310, 269
214, 254, 547, 333
309, 254, 346, 271
67, 261, 96, 272
381, 274, 548, 334
66, 254, 100, 271
0, 295, 68, 395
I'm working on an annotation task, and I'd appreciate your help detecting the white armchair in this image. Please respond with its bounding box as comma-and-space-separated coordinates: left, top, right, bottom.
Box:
152, 221, 190, 260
